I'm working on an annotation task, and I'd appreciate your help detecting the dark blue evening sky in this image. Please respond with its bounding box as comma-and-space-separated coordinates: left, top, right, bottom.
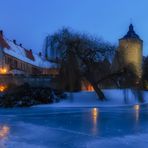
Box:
0, 0, 148, 55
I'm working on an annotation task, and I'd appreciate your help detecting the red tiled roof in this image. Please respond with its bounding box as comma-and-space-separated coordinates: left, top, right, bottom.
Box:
24, 49, 35, 61
0, 34, 10, 49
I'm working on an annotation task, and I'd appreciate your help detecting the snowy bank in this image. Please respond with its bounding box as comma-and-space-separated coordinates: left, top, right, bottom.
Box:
34, 89, 148, 108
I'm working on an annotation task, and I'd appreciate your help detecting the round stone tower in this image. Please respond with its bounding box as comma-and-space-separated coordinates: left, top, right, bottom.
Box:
117, 24, 143, 79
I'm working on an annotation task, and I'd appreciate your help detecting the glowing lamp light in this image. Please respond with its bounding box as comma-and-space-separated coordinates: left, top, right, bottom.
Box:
0, 85, 7, 92
0, 68, 7, 74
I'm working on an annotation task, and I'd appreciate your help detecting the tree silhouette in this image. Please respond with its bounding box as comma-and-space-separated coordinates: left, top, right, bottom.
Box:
45, 28, 115, 100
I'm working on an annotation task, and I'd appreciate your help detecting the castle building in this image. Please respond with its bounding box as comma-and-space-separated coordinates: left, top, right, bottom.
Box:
113, 24, 143, 79
0, 30, 58, 75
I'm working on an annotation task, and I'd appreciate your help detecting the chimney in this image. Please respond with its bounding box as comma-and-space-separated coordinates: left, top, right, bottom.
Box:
0, 30, 3, 36
13, 40, 16, 45
39, 52, 42, 57
20, 43, 22, 47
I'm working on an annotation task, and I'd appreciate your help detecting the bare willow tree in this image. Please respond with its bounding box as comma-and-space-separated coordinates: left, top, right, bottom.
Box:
46, 28, 116, 100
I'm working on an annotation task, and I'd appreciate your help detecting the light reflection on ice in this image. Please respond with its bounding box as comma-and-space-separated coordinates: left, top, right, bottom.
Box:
0, 125, 10, 139
134, 104, 140, 123
91, 108, 99, 135
0, 106, 148, 148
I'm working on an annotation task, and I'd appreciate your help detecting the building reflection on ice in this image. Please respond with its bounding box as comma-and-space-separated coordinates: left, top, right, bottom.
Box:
91, 108, 99, 135
0, 125, 10, 139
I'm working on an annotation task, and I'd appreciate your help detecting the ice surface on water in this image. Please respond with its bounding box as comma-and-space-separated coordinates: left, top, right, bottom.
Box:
1, 90, 148, 148
0, 106, 148, 148
87, 133, 148, 148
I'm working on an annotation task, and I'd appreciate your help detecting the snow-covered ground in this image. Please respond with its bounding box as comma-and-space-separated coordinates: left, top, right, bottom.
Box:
35, 89, 148, 108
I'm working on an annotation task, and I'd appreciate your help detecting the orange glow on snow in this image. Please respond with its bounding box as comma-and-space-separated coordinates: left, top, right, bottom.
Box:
87, 85, 94, 91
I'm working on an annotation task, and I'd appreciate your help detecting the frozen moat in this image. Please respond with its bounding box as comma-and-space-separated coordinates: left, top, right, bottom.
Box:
1, 105, 148, 148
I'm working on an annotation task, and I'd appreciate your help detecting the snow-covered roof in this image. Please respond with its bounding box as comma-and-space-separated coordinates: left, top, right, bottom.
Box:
1, 35, 56, 69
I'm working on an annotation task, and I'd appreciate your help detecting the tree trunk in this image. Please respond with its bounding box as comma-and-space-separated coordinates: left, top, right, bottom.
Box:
91, 81, 106, 101
86, 76, 106, 101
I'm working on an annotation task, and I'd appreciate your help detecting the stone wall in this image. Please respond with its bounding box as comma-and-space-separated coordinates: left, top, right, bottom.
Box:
0, 75, 51, 88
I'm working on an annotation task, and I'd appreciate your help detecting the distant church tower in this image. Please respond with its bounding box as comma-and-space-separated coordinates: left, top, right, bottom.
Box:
116, 24, 143, 79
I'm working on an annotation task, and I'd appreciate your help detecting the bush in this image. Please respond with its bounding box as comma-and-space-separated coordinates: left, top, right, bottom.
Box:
0, 84, 53, 108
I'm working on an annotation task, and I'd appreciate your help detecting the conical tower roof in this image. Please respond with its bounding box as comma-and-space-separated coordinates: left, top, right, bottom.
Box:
120, 24, 142, 41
